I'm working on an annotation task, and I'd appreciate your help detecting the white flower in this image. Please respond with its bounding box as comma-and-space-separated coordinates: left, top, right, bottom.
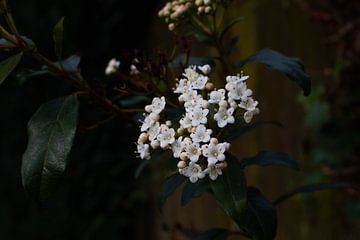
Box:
174, 78, 191, 94
185, 142, 202, 162
183, 66, 200, 82
244, 108, 260, 123
105, 58, 120, 75
226, 81, 252, 101
179, 89, 197, 103
172, 137, 184, 158
202, 143, 226, 165
183, 162, 205, 183
148, 122, 160, 141
226, 74, 249, 83
214, 107, 235, 128
190, 75, 208, 90
189, 107, 209, 126
204, 163, 224, 180
208, 89, 226, 104
190, 125, 212, 143
145, 96, 166, 114
198, 64, 211, 75
137, 143, 150, 160
180, 115, 192, 129
140, 115, 154, 132
157, 126, 175, 149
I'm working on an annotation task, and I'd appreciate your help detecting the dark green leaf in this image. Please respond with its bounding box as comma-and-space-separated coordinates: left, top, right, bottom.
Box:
43, 55, 80, 74
192, 228, 229, 240
159, 173, 186, 209
242, 187, 277, 240
53, 16, 65, 60
210, 155, 247, 225
219, 17, 245, 40
223, 120, 282, 142
134, 160, 149, 179
225, 35, 240, 56
173, 53, 214, 67
181, 179, 210, 206
192, 31, 213, 45
238, 48, 311, 96
273, 182, 359, 206
21, 95, 79, 201
0, 52, 23, 85
241, 151, 299, 170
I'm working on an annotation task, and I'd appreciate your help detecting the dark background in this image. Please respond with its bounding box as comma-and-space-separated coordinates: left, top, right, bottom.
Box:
0, 0, 359, 239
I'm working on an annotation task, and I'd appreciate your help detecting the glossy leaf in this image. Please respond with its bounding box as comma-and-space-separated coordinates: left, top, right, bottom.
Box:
223, 120, 282, 142
210, 155, 247, 225
159, 173, 186, 209
181, 179, 210, 206
21, 95, 79, 201
219, 17, 245, 40
238, 48, 311, 96
0, 52, 23, 85
53, 16, 65, 60
242, 187, 277, 240
192, 228, 229, 240
241, 151, 299, 170
273, 182, 359, 206
134, 160, 149, 179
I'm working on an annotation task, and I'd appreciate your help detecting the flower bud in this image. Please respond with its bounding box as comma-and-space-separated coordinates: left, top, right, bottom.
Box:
201, 100, 209, 109
180, 152, 188, 161
204, 6, 212, 13
177, 127, 185, 135
210, 138, 218, 144
166, 120, 172, 126
205, 82, 214, 91
145, 105, 152, 113
204, 0, 211, 5
177, 161, 187, 169
138, 133, 148, 143
168, 23, 175, 31
195, 0, 203, 6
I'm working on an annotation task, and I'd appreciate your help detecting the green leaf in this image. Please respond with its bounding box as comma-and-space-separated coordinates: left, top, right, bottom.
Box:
219, 17, 245, 40
192, 228, 229, 240
53, 17, 65, 60
273, 182, 359, 206
134, 160, 149, 179
21, 95, 79, 201
240, 151, 299, 170
0, 52, 23, 85
210, 155, 247, 226
43, 55, 81, 74
181, 179, 210, 206
173, 53, 215, 67
238, 48, 311, 96
223, 120, 282, 142
242, 187, 277, 240
158, 173, 186, 209
191, 31, 213, 45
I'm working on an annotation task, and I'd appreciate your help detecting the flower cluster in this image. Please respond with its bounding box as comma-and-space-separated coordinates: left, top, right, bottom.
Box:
158, 0, 216, 31
136, 65, 259, 183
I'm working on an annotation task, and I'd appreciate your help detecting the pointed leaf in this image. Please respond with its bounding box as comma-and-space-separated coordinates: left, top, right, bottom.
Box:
219, 17, 245, 40
159, 173, 186, 209
238, 48, 311, 96
223, 120, 282, 142
193, 228, 229, 240
273, 182, 359, 206
181, 179, 210, 206
53, 17, 65, 60
241, 151, 299, 170
21, 95, 79, 201
210, 155, 247, 225
242, 187, 277, 240
0, 52, 23, 85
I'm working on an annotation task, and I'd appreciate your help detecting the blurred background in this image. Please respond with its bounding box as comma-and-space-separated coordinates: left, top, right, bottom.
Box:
0, 0, 359, 239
